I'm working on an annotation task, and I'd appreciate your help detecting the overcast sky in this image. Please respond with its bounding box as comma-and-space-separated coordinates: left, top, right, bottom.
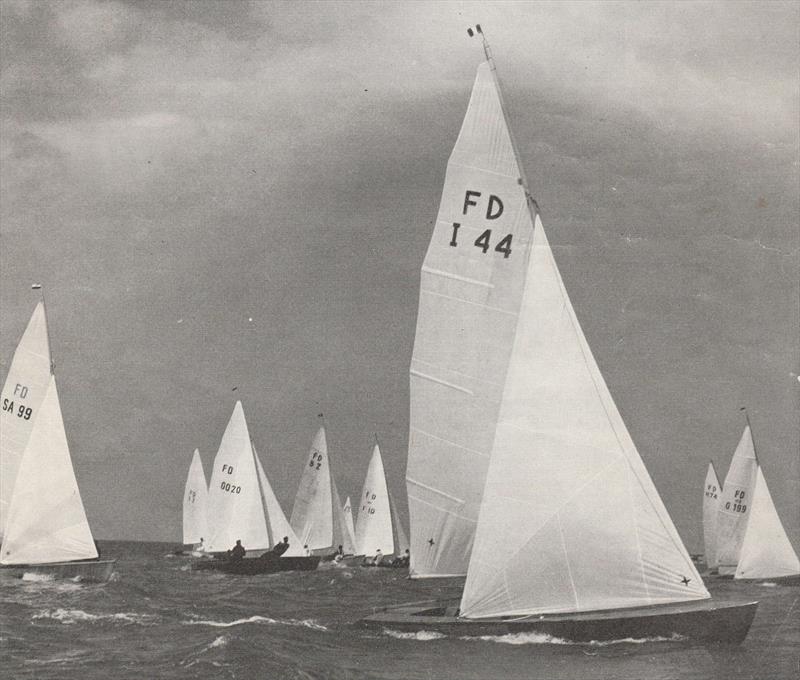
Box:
1, 0, 797, 549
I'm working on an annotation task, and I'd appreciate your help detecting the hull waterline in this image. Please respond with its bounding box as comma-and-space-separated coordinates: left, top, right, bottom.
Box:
360, 598, 758, 644
192, 554, 320, 574
0, 558, 116, 583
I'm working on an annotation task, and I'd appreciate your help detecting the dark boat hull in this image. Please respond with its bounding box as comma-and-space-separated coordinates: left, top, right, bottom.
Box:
192, 554, 320, 574
736, 574, 800, 586
0, 559, 116, 583
361, 598, 757, 644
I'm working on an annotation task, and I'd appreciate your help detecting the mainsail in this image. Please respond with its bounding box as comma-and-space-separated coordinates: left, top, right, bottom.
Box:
343, 495, 357, 553
1, 376, 98, 565
253, 447, 303, 556
715, 426, 758, 576
0, 302, 52, 540
331, 476, 355, 555
460, 215, 709, 618
182, 449, 208, 546
702, 462, 721, 570
290, 426, 334, 551
405, 61, 536, 578
354, 443, 394, 555
735, 466, 800, 580
205, 402, 270, 553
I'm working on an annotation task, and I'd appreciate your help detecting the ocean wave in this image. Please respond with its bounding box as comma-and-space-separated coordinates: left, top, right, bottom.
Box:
383, 629, 446, 641
462, 632, 686, 646
32, 608, 158, 626
183, 615, 328, 631
21, 572, 55, 582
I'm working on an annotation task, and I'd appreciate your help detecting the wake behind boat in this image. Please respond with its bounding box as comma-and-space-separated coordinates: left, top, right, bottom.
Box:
0, 297, 115, 583
361, 28, 756, 644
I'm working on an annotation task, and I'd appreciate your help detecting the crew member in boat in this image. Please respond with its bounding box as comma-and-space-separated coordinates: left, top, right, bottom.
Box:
366, 549, 383, 566
332, 545, 345, 562
391, 549, 410, 567
228, 539, 246, 561
272, 537, 290, 556
303, 544, 311, 556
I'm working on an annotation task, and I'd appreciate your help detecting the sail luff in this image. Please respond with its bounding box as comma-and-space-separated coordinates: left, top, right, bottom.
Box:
253, 446, 304, 556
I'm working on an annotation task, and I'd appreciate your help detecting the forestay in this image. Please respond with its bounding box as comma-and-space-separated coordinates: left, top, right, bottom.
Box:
0, 302, 52, 540
1, 376, 98, 565
735, 466, 800, 580
702, 462, 721, 570
205, 402, 269, 553
354, 444, 394, 555
460, 218, 709, 618
290, 427, 334, 551
253, 448, 303, 556
715, 426, 758, 576
406, 62, 536, 577
182, 449, 208, 546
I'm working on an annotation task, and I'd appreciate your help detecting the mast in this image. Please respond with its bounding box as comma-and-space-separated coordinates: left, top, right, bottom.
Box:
468, 25, 539, 220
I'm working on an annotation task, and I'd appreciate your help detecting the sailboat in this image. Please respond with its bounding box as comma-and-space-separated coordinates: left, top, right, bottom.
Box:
716, 422, 799, 583
194, 402, 318, 574
702, 462, 721, 573
362, 28, 756, 643
290, 423, 351, 556
342, 496, 357, 553
0, 299, 115, 582
181, 449, 209, 555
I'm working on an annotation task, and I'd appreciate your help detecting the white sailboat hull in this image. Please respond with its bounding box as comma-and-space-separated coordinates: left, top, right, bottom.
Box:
0, 558, 116, 583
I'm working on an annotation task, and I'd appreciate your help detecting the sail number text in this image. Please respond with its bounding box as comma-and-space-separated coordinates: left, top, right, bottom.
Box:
219, 464, 241, 493
724, 489, 746, 513
309, 451, 324, 470
449, 190, 512, 258
704, 484, 718, 500
361, 491, 377, 515
2, 384, 33, 420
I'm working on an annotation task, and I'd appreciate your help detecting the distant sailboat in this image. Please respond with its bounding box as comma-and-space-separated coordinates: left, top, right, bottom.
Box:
363, 28, 756, 643
290, 424, 350, 556
354, 442, 395, 557
716, 422, 799, 582
342, 496, 357, 553
702, 462, 721, 572
196, 402, 318, 573
0, 300, 115, 582
182, 449, 208, 552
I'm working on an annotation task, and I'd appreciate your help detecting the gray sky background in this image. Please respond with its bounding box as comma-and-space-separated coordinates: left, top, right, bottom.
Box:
1, 0, 797, 550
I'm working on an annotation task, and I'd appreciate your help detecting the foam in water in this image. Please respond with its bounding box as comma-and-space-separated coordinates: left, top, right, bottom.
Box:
383, 629, 446, 641
21, 572, 55, 582
183, 615, 328, 631
462, 632, 687, 646
32, 608, 158, 626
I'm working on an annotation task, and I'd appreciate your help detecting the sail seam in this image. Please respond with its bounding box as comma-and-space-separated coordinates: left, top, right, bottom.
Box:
420, 289, 519, 316
406, 477, 465, 504
557, 512, 580, 611
409, 427, 489, 459
412, 358, 502, 388
421, 265, 494, 289
410, 369, 474, 395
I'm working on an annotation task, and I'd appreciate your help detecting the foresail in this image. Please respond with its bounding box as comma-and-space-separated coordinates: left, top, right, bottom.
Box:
1, 376, 97, 565
205, 402, 269, 552
290, 426, 334, 551
254, 448, 303, 556
702, 462, 721, 570
0, 302, 52, 540
715, 426, 758, 575
389, 491, 410, 555
406, 62, 536, 577
735, 466, 800, 579
354, 444, 394, 555
182, 449, 208, 545
460, 219, 708, 618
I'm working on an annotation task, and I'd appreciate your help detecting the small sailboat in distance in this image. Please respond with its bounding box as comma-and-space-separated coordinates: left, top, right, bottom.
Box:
702, 462, 721, 573
717, 414, 799, 583
342, 496, 357, 553
354, 441, 395, 559
0, 296, 115, 582
362, 27, 756, 643
182, 449, 208, 555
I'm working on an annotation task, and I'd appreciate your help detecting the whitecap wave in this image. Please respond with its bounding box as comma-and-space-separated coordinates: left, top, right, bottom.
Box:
21, 572, 55, 582
759, 582, 778, 588
462, 631, 686, 646
383, 629, 446, 641
183, 615, 327, 631
32, 608, 158, 625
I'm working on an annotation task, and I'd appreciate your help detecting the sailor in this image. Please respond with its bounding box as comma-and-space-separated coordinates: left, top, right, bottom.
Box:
229, 539, 246, 561
371, 549, 384, 566
333, 544, 345, 562
303, 544, 311, 556
272, 536, 290, 556
392, 548, 410, 567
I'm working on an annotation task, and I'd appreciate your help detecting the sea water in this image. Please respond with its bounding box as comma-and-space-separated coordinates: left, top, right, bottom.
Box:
1, 541, 797, 679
